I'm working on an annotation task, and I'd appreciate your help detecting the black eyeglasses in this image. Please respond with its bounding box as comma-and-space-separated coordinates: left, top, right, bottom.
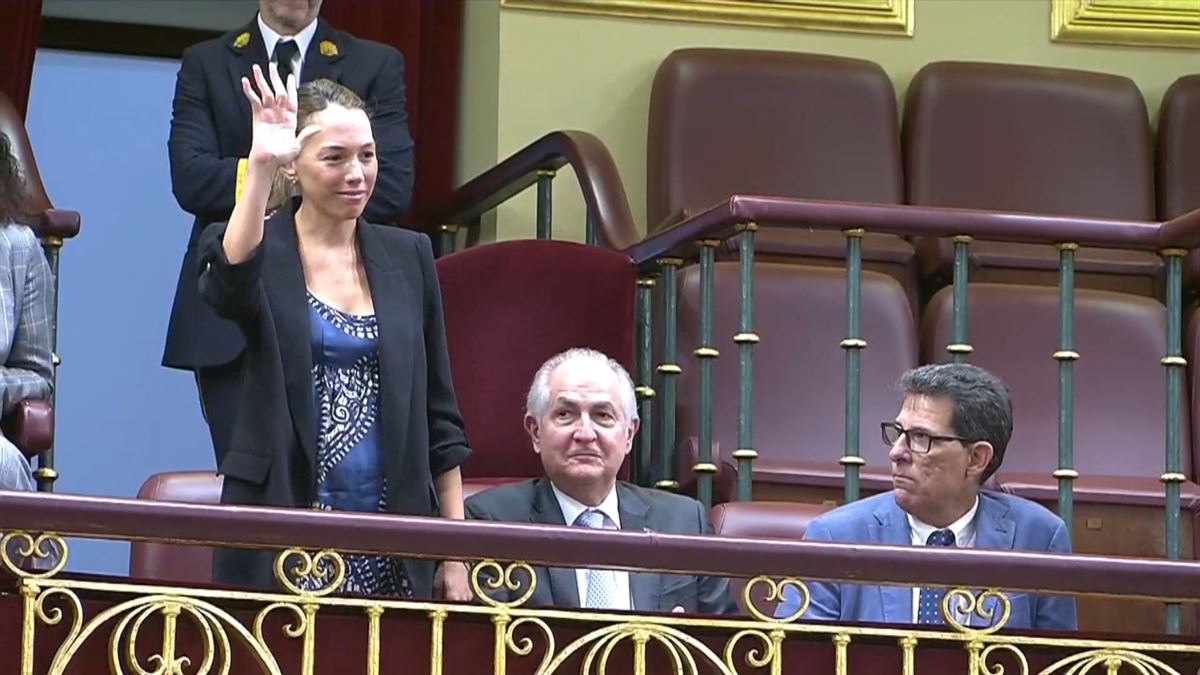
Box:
881, 421, 968, 454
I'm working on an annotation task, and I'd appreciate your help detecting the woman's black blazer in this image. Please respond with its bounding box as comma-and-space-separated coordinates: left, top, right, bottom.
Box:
198, 203, 470, 596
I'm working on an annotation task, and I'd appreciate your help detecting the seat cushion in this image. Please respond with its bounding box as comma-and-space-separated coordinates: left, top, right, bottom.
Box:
129, 471, 224, 584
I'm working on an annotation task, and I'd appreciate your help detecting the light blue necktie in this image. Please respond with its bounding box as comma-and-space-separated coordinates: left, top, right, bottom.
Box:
575, 509, 619, 609
916, 529, 956, 624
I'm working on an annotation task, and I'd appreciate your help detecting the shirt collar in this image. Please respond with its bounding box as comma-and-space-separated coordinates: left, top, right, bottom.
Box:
551, 481, 621, 529
907, 496, 979, 546
256, 13, 319, 64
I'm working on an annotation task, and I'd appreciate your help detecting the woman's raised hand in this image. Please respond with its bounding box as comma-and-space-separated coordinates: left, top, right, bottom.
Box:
241, 62, 320, 169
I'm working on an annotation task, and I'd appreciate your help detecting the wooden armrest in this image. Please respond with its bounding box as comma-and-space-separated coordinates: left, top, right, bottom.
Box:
2, 399, 53, 459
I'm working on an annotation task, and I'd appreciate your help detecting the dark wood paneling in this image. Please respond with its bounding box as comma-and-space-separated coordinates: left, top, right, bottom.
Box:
39, 17, 219, 59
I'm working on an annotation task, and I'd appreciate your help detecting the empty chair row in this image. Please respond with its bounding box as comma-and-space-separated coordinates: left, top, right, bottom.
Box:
648, 51, 1200, 300
666, 261, 1196, 603
672, 262, 1190, 498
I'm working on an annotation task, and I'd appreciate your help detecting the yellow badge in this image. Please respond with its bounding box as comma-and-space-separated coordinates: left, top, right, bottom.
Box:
319, 40, 338, 57
232, 32, 251, 49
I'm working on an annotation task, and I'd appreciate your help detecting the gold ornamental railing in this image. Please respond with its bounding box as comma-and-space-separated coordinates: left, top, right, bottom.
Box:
4, 493, 1200, 674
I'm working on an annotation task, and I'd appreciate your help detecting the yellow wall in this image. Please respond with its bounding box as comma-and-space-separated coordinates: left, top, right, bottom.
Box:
457, 0, 1199, 244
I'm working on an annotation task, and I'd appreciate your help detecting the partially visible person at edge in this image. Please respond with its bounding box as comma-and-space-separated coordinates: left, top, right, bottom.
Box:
0, 131, 53, 495
163, 0, 414, 469
198, 63, 469, 600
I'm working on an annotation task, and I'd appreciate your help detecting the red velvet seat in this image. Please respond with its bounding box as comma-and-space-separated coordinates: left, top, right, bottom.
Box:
675, 262, 917, 503
126, 471, 514, 585
128, 471, 223, 584
1158, 74, 1200, 287
437, 240, 636, 486
1159, 74, 1200, 221
0, 91, 79, 474
924, 283, 1194, 634
904, 62, 1158, 296
648, 48, 915, 300
710, 501, 833, 615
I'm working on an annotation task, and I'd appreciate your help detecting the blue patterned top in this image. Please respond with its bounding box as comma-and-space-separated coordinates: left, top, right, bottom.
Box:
307, 293, 411, 598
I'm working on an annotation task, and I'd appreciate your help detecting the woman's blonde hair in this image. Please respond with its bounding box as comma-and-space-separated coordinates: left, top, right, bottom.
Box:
268, 79, 369, 211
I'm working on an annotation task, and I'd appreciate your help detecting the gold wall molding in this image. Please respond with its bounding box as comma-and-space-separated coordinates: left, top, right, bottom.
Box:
1051, 0, 1200, 49
500, 0, 915, 37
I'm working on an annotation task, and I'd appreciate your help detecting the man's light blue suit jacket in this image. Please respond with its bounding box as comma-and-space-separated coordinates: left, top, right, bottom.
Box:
776, 490, 1077, 630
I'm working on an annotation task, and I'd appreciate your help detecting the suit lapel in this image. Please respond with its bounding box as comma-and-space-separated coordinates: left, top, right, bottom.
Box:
975, 493, 1015, 550
300, 20, 345, 85
262, 206, 319, 475
356, 223, 415, 507
871, 496, 914, 623
971, 493, 1015, 627
531, 479, 580, 608
617, 483, 661, 612
225, 20, 267, 135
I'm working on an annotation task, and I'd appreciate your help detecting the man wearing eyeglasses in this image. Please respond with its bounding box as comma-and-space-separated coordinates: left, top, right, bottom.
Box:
775, 362, 1076, 630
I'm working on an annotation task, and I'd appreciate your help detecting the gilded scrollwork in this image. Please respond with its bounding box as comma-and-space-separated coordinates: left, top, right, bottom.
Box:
9, 550, 1200, 675
539, 621, 734, 675
273, 548, 345, 597
743, 576, 808, 623
944, 588, 1011, 635
980, 643, 1030, 675
1040, 649, 1182, 675
254, 601, 309, 642
506, 616, 555, 674
471, 559, 537, 609
0, 530, 67, 579
46, 595, 282, 675
723, 628, 781, 674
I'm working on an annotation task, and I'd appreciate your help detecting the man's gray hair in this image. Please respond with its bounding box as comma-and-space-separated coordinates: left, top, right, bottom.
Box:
526, 348, 639, 424
898, 362, 1012, 484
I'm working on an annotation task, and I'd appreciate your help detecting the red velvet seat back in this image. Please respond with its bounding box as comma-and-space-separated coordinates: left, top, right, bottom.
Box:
923, 284, 1186, 480
1159, 74, 1200, 220
648, 48, 903, 229
675, 263, 917, 491
128, 471, 223, 584
0, 90, 51, 218
710, 501, 833, 615
904, 62, 1157, 290
437, 240, 636, 480
905, 61, 1154, 219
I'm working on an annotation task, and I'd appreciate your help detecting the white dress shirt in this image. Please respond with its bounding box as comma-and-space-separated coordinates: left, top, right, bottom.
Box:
907, 497, 979, 623
257, 13, 319, 84
552, 482, 632, 610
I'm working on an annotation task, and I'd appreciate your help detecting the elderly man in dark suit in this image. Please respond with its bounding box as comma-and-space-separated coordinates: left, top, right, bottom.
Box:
466, 348, 736, 615
162, 0, 413, 465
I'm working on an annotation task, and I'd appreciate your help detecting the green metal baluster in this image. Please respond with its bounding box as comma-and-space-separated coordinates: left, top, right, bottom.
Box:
695, 241, 720, 508
656, 258, 683, 492
947, 235, 973, 361
635, 277, 656, 488
437, 224, 458, 257
1161, 247, 1186, 635
37, 236, 64, 492
536, 169, 555, 240
734, 224, 758, 502
586, 212, 599, 247
842, 229, 867, 504
1053, 243, 1079, 538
